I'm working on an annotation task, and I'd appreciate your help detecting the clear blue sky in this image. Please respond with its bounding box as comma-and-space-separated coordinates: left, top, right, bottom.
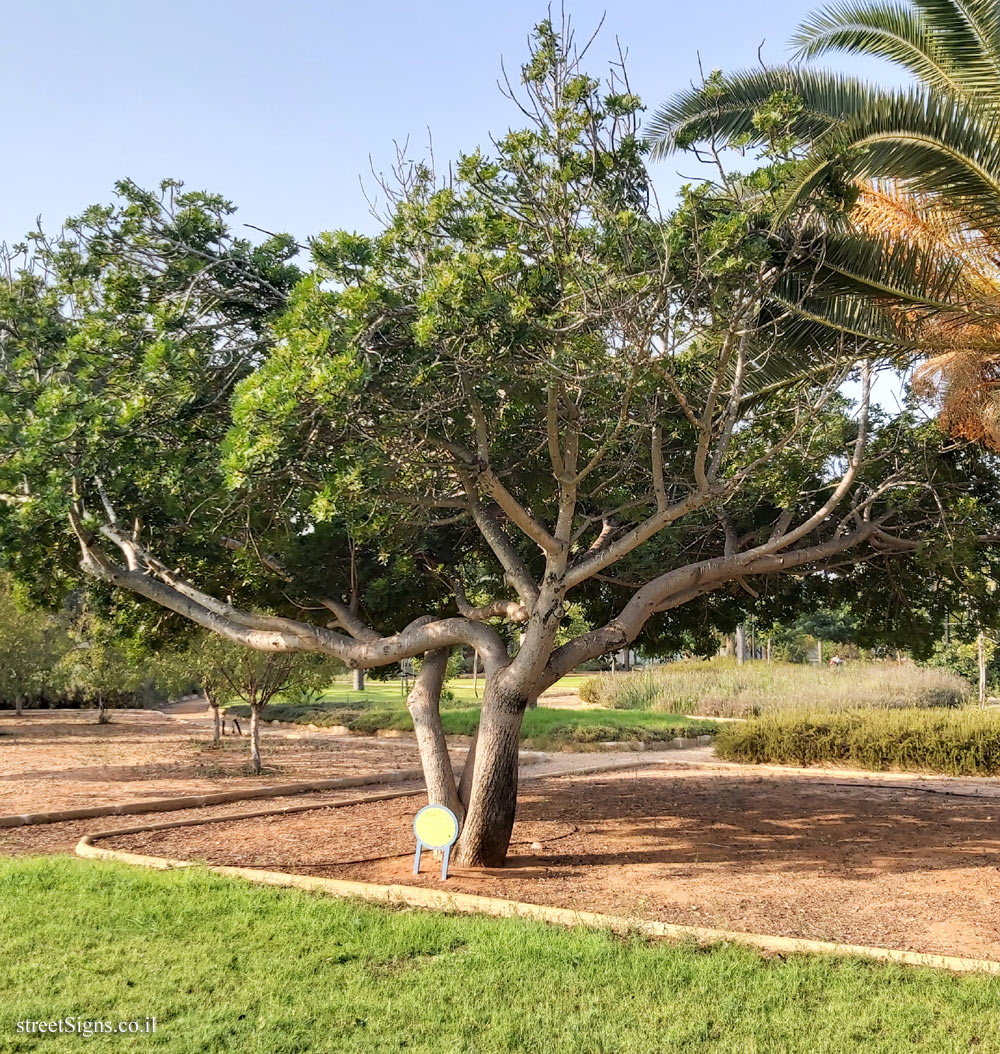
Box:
1, 0, 906, 245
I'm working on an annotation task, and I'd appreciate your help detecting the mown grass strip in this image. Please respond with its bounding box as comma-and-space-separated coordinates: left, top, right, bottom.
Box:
2, 856, 1000, 1053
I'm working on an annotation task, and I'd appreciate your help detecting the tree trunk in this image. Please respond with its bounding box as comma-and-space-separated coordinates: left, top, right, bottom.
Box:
97, 697, 110, 724
14, 695, 23, 717
249, 706, 262, 774
765, 637, 772, 664
407, 649, 463, 818
472, 651, 480, 698
818, 640, 824, 665
352, 667, 365, 692
457, 724, 479, 810
978, 632, 987, 706
211, 703, 221, 746
525, 695, 538, 710
736, 624, 746, 666
453, 677, 525, 868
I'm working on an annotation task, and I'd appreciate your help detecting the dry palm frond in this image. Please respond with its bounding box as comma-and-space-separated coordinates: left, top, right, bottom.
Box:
853, 181, 1000, 448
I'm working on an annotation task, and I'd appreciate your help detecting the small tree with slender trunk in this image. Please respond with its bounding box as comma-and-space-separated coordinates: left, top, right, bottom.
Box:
189, 635, 333, 773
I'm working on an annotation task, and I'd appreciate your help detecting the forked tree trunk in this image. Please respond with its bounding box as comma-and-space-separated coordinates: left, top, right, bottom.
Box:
407, 649, 463, 818
453, 676, 525, 868
97, 697, 110, 724
249, 705, 262, 774
353, 667, 365, 692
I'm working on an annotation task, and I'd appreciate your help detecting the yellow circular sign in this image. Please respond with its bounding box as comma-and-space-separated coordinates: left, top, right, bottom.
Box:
413, 805, 459, 850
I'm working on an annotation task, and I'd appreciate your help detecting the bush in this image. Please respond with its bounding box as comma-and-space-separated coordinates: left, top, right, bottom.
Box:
715, 707, 1000, 775
579, 660, 970, 716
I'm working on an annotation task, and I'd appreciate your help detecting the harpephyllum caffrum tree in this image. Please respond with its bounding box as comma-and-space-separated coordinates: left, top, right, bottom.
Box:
1, 23, 991, 865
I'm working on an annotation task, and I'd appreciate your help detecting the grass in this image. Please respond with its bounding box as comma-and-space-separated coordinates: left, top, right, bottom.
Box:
3, 857, 1000, 1053
580, 659, 970, 717
308, 674, 588, 709
225, 699, 716, 750
715, 707, 1000, 775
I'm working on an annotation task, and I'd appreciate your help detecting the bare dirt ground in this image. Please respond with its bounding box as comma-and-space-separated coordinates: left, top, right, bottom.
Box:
0, 708, 447, 815
104, 766, 1000, 962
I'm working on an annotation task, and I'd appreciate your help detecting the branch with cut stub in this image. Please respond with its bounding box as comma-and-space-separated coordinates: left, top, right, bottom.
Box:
443, 570, 530, 624
67, 505, 509, 671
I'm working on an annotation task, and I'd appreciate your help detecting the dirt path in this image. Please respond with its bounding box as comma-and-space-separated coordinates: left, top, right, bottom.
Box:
103, 765, 1000, 963
0, 709, 448, 814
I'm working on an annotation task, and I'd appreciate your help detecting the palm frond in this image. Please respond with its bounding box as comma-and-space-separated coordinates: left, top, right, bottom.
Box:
913, 0, 1000, 95
646, 68, 891, 158
774, 88, 1000, 231
791, 1, 975, 97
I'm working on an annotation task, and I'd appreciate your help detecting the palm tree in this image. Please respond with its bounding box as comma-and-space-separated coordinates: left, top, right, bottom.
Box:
648, 0, 1000, 447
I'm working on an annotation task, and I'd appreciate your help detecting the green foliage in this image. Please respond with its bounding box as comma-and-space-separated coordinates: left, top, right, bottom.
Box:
716, 707, 1000, 774
0, 579, 69, 706
647, 1, 1000, 357
925, 636, 999, 691
579, 659, 969, 716
188, 632, 341, 710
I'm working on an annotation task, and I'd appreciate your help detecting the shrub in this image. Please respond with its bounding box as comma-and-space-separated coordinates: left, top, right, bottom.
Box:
579, 660, 970, 716
715, 707, 1000, 775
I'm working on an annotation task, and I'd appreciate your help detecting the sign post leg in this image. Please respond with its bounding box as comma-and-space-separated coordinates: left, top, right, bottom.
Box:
441, 844, 451, 881
413, 840, 422, 875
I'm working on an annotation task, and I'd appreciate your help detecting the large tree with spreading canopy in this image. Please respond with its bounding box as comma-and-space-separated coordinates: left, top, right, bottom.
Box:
1, 21, 987, 865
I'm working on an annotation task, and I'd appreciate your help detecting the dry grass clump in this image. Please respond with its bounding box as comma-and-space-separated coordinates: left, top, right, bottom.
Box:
579, 659, 969, 717
715, 707, 1000, 775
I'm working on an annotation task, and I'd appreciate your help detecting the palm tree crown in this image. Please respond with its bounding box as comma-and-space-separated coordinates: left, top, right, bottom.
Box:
649, 0, 1000, 447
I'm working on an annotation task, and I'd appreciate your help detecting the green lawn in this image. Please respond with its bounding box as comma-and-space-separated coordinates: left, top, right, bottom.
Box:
2, 857, 998, 1053
315, 673, 589, 708
227, 696, 717, 749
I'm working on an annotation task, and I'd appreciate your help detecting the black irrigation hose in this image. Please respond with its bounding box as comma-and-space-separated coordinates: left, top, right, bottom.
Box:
199, 824, 587, 872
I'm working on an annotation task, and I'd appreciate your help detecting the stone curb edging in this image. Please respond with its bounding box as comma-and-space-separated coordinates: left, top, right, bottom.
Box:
32, 753, 673, 835
0, 768, 429, 829
75, 834, 1000, 976
71, 758, 1000, 977
0, 740, 703, 829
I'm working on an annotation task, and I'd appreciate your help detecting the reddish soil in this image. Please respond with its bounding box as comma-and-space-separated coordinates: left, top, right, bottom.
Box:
106, 767, 1000, 961
0, 709, 441, 815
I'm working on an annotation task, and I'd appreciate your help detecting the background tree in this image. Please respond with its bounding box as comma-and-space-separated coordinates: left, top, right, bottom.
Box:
0, 579, 68, 714
189, 636, 334, 772
59, 609, 163, 723
1, 22, 990, 865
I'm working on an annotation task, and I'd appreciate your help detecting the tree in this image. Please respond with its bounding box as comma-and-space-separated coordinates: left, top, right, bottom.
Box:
187, 634, 333, 772
647, 0, 1000, 447
0, 22, 985, 865
0, 579, 67, 713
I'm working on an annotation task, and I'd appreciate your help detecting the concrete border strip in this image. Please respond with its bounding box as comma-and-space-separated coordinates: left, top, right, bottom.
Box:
75, 834, 1000, 976
0, 768, 426, 828
13, 746, 1000, 828
0, 749, 697, 829
71, 760, 1000, 976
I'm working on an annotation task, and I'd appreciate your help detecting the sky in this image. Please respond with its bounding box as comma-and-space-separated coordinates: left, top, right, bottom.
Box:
0, 0, 910, 247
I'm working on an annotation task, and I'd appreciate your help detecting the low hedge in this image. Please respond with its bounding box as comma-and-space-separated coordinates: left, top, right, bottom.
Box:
715, 707, 1000, 775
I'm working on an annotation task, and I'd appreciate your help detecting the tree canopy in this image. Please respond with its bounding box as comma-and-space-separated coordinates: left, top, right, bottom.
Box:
1, 21, 995, 864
